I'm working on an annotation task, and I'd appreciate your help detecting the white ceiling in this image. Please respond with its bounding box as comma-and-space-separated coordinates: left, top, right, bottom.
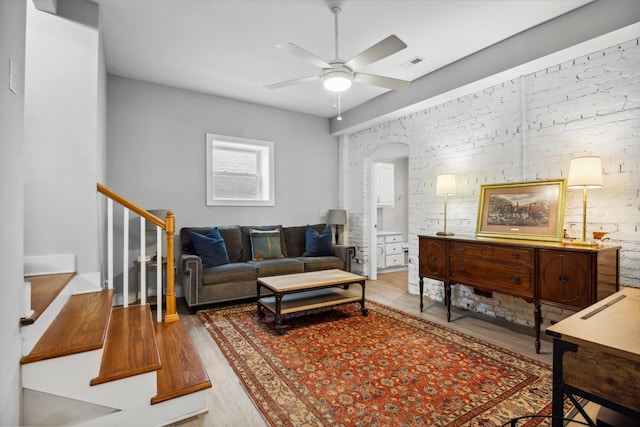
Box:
93, 0, 600, 119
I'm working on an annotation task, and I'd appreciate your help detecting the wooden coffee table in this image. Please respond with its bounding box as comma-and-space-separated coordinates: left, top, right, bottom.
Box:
257, 269, 368, 334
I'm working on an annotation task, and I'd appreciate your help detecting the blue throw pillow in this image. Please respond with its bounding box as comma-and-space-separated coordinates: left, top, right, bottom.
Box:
303, 225, 334, 257
190, 228, 230, 268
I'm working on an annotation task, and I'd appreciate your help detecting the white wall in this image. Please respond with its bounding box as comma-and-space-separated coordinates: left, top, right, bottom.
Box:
106, 76, 338, 290
343, 37, 640, 328
378, 158, 409, 241
23, 0, 102, 275
0, 1, 27, 424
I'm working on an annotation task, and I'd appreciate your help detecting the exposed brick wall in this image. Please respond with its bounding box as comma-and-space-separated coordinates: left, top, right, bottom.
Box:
341, 38, 640, 328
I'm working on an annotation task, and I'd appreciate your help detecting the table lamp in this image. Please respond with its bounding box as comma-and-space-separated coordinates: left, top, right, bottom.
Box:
436, 174, 456, 236
567, 156, 602, 246
327, 209, 347, 244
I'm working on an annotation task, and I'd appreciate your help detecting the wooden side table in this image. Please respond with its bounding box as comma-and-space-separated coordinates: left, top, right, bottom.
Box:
133, 257, 167, 304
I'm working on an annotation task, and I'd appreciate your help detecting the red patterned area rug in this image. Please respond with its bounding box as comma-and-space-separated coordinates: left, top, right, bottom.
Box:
198, 301, 555, 426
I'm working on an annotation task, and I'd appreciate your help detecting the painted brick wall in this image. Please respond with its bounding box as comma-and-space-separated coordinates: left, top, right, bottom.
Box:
341, 38, 640, 328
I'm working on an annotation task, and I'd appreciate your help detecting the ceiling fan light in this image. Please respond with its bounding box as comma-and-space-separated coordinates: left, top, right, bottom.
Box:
323, 71, 353, 92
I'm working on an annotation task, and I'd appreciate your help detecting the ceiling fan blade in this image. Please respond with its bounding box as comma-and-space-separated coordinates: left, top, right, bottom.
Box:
345, 35, 407, 71
353, 73, 410, 91
264, 75, 320, 90
276, 42, 333, 69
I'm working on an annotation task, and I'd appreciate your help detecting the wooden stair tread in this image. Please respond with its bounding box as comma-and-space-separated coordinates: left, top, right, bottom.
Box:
151, 320, 212, 405
21, 289, 114, 364
91, 305, 161, 386
21, 273, 75, 325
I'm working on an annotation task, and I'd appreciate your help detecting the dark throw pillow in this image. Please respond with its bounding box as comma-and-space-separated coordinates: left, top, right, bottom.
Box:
190, 228, 230, 268
249, 229, 283, 260
303, 225, 334, 257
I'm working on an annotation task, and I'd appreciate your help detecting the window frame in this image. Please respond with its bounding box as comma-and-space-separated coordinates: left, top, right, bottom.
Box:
205, 133, 275, 207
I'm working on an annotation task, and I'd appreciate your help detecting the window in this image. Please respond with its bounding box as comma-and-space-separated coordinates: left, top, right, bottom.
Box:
206, 134, 275, 206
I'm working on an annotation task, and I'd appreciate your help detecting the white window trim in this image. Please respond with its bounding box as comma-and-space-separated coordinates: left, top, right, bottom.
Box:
206, 133, 275, 207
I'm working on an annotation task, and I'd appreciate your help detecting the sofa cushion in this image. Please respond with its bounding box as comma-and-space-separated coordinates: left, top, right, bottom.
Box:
303, 225, 334, 257
181, 225, 243, 262
248, 258, 304, 277
241, 225, 287, 261
249, 229, 283, 260
201, 262, 257, 286
298, 256, 345, 272
283, 224, 326, 257
189, 229, 229, 268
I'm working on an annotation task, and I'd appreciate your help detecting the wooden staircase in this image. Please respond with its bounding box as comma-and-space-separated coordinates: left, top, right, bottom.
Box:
20, 273, 211, 426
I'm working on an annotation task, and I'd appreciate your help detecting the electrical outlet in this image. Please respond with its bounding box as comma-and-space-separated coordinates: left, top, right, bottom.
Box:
319, 210, 327, 218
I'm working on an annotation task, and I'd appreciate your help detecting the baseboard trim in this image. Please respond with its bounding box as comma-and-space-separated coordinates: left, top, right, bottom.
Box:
25, 254, 76, 277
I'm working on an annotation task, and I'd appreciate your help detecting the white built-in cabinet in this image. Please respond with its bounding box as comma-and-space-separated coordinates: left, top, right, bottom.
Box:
376, 163, 394, 208
377, 232, 405, 270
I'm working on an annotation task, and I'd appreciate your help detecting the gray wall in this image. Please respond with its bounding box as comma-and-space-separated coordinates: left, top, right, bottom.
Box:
0, 1, 26, 424
106, 76, 338, 291
106, 76, 338, 228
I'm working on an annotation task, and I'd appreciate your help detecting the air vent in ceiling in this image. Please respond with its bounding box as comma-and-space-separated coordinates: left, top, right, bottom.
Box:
399, 56, 424, 69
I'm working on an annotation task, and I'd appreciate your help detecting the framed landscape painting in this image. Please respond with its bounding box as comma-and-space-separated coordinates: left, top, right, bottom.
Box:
476, 179, 567, 242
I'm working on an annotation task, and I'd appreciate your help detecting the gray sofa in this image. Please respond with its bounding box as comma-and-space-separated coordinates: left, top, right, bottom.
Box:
179, 224, 355, 307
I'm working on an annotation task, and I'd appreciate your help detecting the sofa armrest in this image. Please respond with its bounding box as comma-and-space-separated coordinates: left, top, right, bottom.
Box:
180, 254, 202, 307
332, 244, 355, 272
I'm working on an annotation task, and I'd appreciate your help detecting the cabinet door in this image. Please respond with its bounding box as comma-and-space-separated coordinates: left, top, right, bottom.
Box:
419, 237, 447, 280
376, 163, 394, 207
376, 244, 385, 269
539, 250, 592, 308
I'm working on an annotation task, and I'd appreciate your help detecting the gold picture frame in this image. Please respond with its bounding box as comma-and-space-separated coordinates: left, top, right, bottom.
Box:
476, 179, 567, 242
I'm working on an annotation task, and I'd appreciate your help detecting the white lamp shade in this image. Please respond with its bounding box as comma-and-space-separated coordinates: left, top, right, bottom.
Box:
567, 156, 603, 188
436, 174, 457, 195
326, 209, 347, 225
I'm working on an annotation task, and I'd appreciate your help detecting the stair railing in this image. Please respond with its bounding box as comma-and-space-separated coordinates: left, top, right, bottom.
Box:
97, 183, 178, 322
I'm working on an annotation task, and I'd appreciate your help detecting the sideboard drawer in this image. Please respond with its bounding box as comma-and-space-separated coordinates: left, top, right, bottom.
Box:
449, 242, 533, 265
449, 257, 534, 297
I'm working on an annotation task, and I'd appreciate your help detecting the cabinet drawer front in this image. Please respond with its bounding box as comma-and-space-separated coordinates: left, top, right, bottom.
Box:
385, 234, 402, 243
376, 235, 385, 244
386, 242, 403, 255
449, 258, 534, 297
386, 254, 403, 267
449, 242, 533, 265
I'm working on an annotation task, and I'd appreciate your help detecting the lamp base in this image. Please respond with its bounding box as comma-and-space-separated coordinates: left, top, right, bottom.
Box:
570, 239, 598, 247
436, 231, 454, 236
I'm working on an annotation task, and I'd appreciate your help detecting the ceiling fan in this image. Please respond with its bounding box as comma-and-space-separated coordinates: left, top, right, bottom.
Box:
264, 5, 410, 93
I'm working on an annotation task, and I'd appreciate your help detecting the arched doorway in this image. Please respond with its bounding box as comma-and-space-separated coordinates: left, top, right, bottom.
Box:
367, 142, 409, 280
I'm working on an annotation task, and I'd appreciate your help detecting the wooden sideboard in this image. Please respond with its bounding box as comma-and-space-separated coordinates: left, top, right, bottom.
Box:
418, 234, 620, 353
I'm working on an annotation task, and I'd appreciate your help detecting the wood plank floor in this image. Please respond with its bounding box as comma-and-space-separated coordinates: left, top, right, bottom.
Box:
171, 270, 567, 427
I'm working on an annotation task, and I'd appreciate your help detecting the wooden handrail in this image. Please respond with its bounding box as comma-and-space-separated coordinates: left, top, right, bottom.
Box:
97, 183, 166, 229
97, 183, 178, 322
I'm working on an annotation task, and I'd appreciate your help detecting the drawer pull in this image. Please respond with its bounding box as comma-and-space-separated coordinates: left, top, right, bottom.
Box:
458, 266, 466, 273
430, 255, 437, 262
458, 247, 466, 253
511, 252, 520, 259
558, 274, 569, 284
511, 275, 521, 283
